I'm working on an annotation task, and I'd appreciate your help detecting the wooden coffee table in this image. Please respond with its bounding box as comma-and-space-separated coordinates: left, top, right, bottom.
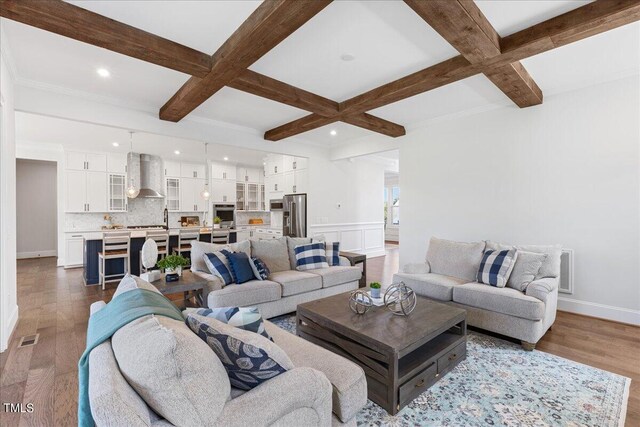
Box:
150, 270, 206, 308
297, 292, 466, 415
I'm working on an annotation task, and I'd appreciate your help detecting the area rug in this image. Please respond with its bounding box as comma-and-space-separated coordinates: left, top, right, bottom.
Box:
271, 315, 630, 427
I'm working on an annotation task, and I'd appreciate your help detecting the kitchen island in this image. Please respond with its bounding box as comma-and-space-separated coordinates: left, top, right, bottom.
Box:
80, 228, 215, 285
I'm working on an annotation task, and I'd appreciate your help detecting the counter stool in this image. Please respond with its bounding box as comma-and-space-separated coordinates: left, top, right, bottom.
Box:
172, 229, 200, 268
211, 230, 229, 245
139, 230, 169, 272
98, 231, 131, 290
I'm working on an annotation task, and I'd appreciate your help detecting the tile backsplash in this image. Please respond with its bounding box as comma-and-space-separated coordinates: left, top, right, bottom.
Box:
235, 211, 270, 226
65, 198, 206, 230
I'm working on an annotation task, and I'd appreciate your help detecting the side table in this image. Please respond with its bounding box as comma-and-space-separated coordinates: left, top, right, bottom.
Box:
339, 251, 367, 288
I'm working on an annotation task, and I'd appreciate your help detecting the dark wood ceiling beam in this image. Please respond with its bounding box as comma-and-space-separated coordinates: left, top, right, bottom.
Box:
404, 0, 542, 108
341, 113, 406, 138
159, 0, 332, 122
0, 0, 212, 78
265, 114, 339, 141
228, 69, 339, 117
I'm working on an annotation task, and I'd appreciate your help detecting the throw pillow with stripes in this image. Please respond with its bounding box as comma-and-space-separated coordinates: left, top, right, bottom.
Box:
476, 249, 518, 288
325, 242, 340, 266
294, 242, 328, 271
203, 249, 235, 285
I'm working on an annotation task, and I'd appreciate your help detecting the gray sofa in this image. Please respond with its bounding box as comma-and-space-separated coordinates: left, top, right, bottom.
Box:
394, 238, 562, 350
189, 237, 362, 319
88, 277, 367, 426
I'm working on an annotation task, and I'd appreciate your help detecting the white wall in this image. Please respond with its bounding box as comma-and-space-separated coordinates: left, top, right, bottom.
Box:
400, 76, 640, 324
308, 156, 385, 257
16, 159, 58, 258
0, 45, 19, 352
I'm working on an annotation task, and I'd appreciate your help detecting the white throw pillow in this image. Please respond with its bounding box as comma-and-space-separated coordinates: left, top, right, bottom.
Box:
507, 251, 547, 291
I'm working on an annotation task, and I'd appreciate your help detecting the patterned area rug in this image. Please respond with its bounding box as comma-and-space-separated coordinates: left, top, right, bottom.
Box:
270, 315, 630, 427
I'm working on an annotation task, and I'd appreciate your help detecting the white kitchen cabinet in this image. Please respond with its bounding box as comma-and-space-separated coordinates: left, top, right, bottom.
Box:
164, 160, 181, 177
293, 170, 308, 194
166, 178, 180, 211
236, 182, 246, 210
181, 162, 206, 179
108, 173, 127, 212
237, 167, 261, 183
211, 162, 236, 181
66, 151, 106, 172
211, 179, 236, 203
284, 155, 308, 172
66, 152, 87, 171
235, 228, 251, 241
284, 170, 308, 194
265, 155, 284, 176
86, 171, 108, 212
107, 153, 127, 174
265, 174, 284, 193
180, 178, 206, 211
65, 236, 84, 268
66, 170, 87, 212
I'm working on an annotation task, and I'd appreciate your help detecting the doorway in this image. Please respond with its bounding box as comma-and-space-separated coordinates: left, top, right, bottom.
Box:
16, 159, 58, 259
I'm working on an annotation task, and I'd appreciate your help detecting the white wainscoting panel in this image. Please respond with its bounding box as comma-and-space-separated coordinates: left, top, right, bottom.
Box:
310, 222, 385, 257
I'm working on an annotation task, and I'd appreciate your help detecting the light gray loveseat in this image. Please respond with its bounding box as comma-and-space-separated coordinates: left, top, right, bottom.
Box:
88, 276, 367, 426
394, 238, 562, 350
189, 237, 362, 318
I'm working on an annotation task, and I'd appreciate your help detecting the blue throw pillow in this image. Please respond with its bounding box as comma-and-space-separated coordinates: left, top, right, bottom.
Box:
249, 256, 270, 280
477, 249, 518, 288
294, 242, 328, 271
226, 252, 255, 284
203, 249, 234, 285
193, 307, 270, 339
325, 242, 340, 266
186, 315, 293, 390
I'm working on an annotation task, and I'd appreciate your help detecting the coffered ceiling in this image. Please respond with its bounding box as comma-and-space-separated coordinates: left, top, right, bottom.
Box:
2, 1, 639, 147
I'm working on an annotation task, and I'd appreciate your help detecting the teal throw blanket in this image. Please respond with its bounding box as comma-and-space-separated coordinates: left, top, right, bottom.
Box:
78, 288, 183, 427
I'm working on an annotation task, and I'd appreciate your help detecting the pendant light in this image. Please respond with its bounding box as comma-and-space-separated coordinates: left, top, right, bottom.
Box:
126, 131, 140, 198
200, 142, 211, 200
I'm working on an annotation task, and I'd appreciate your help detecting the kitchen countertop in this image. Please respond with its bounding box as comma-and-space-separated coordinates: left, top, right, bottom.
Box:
66, 225, 282, 239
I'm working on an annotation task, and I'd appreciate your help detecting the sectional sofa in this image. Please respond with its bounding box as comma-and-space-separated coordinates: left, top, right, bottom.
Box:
394, 237, 562, 350
88, 276, 367, 426
189, 237, 363, 318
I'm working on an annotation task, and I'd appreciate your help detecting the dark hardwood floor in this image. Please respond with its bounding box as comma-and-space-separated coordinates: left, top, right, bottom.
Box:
1, 248, 638, 425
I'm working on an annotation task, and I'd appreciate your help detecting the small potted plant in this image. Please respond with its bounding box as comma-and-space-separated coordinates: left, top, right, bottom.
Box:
213, 216, 222, 229
157, 255, 190, 282
370, 282, 382, 299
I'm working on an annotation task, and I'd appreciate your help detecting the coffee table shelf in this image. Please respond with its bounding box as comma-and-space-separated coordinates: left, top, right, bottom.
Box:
297, 292, 467, 415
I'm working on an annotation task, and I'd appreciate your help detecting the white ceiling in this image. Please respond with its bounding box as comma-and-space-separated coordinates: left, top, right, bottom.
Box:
16, 112, 272, 167
3, 0, 639, 148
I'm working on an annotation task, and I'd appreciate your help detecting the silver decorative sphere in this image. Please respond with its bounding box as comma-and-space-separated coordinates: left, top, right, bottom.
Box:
141, 239, 159, 270
383, 282, 417, 316
349, 290, 373, 315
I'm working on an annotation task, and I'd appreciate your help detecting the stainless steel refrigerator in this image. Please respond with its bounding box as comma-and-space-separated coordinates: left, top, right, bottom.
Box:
282, 193, 307, 238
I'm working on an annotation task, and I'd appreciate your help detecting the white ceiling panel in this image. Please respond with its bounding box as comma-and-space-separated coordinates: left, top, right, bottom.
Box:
68, 0, 261, 54
250, 0, 459, 101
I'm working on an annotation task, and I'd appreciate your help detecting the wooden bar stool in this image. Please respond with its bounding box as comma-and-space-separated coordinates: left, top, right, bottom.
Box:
139, 230, 170, 273
98, 231, 131, 290
211, 230, 229, 245
172, 229, 200, 267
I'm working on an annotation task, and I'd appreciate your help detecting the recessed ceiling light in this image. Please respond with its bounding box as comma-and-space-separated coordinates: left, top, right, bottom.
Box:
174, 150, 180, 155
223, 157, 229, 161
96, 68, 110, 78
263, 162, 266, 166
330, 129, 337, 136
112, 142, 119, 147
340, 54, 355, 62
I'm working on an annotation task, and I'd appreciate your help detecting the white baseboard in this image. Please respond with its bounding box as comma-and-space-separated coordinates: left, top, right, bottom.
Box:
1, 304, 19, 352
17, 250, 57, 259
558, 297, 640, 325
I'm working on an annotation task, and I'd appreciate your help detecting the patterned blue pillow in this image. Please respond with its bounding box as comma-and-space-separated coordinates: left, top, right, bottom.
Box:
249, 256, 270, 280
477, 249, 518, 288
325, 242, 340, 266
203, 249, 235, 285
193, 307, 270, 339
294, 242, 328, 271
186, 315, 293, 390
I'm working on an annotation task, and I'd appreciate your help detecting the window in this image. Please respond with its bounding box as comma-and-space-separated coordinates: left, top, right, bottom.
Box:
384, 185, 399, 227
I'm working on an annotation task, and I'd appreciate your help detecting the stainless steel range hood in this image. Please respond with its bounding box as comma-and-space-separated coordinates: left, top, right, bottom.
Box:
127, 153, 165, 198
